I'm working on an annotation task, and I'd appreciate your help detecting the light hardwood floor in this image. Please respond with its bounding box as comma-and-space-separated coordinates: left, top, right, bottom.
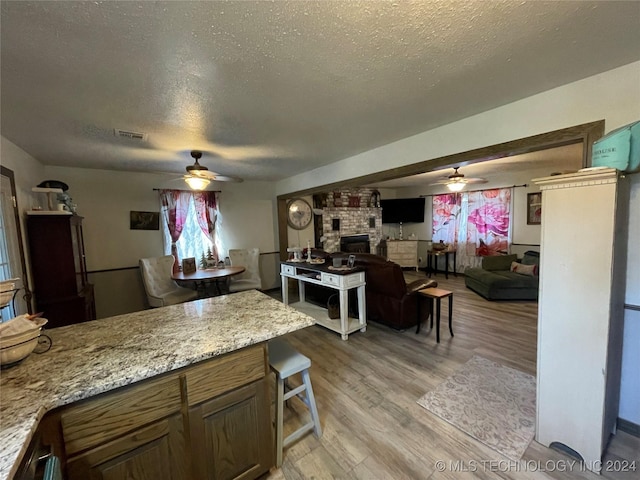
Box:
264, 273, 639, 480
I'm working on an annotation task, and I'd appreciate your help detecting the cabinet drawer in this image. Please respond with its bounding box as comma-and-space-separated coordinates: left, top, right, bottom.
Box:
61, 375, 182, 455
321, 273, 340, 287
281, 264, 295, 275
186, 345, 266, 406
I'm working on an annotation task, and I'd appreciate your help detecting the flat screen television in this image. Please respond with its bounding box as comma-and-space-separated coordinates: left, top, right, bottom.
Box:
380, 198, 425, 224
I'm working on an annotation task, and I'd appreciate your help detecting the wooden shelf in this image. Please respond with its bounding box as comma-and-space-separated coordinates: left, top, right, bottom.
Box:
31, 187, 63, 193
289, 301, 364, 337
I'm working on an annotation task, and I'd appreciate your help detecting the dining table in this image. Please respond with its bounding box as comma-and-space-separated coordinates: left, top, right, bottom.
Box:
172, 266, 245, 297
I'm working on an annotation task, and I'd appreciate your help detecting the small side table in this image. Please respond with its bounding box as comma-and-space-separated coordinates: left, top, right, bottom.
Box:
426, 249, 457, 279
417, 287, 454, 343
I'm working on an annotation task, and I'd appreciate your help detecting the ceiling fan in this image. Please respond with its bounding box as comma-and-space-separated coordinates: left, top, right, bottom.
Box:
430, 167, 487, 192
182, 150, 242, 190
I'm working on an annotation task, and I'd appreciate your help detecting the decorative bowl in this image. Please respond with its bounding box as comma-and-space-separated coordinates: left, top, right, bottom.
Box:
0, 317, 47, 366
0, 334, 40, 366
432, 242, 448, 251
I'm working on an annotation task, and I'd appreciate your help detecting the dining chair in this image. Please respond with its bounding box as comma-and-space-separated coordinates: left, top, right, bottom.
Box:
228, 248, 262, 292
139, 255, 198, 307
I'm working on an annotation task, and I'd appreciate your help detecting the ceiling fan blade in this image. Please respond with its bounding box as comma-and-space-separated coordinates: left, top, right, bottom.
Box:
428, 178, 487, 187
189, 169, 217, 179
463, 178, 488, 184
184, 173, 243, 183
189, 170, 241, 181
209, 174, 244, 183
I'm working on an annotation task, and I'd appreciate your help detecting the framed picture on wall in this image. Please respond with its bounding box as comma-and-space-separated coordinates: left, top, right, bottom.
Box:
527, 193, 542, 225
130, 211, 160, 230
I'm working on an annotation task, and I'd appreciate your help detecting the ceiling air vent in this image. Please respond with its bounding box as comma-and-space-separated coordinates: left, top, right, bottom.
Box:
114, 129, 148, 141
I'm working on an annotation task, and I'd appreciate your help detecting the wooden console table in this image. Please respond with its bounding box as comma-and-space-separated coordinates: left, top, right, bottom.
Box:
280, 261, 366, 340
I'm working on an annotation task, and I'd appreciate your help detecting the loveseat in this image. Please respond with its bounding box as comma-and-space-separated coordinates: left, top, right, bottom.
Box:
303, 250, 437, 330
464, 251, 539, 300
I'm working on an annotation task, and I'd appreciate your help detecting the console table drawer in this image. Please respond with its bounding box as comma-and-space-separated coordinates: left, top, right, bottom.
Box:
281, 264, 295, 275
321, 273, 340, 287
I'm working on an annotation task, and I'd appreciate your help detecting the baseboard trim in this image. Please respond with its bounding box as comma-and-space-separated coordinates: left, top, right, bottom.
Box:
617, 418, 640, 437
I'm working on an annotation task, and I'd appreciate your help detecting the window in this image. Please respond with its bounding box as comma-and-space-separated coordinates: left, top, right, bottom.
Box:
159, 190, 221, 267
432, 188, 512, 270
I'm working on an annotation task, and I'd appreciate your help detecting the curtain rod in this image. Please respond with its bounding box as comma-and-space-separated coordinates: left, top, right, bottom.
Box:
152, 188, 221, 192
419, 183, 528, 197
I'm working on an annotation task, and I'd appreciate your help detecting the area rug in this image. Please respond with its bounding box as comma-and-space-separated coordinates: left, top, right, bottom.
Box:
417, 355, 536, 461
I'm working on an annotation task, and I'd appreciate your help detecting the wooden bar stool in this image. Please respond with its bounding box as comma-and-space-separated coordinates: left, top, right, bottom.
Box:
417, 287, 454, 343
268, 338, 322, 467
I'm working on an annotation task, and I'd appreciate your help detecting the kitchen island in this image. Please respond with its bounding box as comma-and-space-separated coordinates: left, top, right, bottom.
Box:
0, 290, 314, 480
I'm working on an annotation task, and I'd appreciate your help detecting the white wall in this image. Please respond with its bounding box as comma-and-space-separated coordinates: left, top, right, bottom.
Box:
43, 167, 167, 271
276, 61, 640, 196
44, 166, 278, 263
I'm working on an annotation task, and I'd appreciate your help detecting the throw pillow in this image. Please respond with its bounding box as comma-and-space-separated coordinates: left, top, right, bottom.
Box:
510, 261, 538, 276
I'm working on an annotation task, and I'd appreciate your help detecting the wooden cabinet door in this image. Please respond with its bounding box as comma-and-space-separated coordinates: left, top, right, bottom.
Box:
70, 217, 89, 292
189, 380, 272, 480
66, 413, 188, 480
27, 215, 77, 298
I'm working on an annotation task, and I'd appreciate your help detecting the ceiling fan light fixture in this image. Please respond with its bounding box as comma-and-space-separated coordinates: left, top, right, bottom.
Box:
447, 181, 466, 192
185, 175, 210, 190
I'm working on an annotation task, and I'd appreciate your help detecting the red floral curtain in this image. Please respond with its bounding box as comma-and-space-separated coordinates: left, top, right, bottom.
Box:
432, 193, 461, 248
193, 191, 219, 262
159, 189, 191, 272
466, 188, 511, 256
433, 188, 512, 271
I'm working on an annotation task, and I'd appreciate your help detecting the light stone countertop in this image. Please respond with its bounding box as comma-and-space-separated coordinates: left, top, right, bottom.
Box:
0, 290, 314, 480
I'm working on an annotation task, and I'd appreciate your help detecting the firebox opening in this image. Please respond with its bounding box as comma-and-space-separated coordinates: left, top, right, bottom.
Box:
340, 234, 370, 253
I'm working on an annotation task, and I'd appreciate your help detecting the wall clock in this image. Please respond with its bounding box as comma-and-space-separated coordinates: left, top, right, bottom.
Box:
287, 198, 313, 230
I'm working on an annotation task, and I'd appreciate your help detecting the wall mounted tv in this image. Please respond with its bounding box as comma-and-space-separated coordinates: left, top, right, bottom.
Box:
380, 198, 425, 224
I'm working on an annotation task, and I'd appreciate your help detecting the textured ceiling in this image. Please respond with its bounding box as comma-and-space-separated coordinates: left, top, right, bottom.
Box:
1, 1, 639, 182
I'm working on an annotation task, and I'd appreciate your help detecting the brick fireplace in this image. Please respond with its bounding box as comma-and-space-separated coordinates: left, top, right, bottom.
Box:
320, 187, 383, 253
